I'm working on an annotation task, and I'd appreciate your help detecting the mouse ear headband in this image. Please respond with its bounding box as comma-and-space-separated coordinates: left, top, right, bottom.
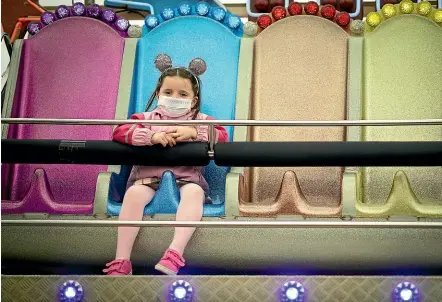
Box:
154, 54, 207, 91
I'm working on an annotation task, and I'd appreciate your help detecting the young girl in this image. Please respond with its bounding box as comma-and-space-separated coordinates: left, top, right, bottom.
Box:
103, 54, 228, 275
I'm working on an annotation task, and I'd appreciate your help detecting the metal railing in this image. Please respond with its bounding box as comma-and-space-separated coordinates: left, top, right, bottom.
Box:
2, 219, 442, 228
3, 117, 442, 154
2, 117, 442, 126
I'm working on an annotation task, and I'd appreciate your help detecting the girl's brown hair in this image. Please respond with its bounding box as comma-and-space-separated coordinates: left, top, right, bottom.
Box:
145, 67, 201, 120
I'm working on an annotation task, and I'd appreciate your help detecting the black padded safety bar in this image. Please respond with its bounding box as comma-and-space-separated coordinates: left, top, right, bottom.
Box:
1, 139, 210, 166
214, 142, 442, 167
2, 140, 442, 167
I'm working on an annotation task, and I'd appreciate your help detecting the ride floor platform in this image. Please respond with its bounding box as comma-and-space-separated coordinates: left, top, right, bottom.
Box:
2, 275, 442, 302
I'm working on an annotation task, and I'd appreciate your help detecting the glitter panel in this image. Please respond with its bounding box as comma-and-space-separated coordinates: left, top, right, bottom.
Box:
2, 17, 124, 214
241, 16, 348, 216
361, 15, 442, 208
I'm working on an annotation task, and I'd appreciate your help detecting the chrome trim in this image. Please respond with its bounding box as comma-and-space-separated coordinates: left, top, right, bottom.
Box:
2, 118, 442, 126
2, 219, 442, 228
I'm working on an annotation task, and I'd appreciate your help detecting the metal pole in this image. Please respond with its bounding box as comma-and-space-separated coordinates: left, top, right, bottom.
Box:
208, 124, 215, 158
2, 118, 442, 127
2, 219, 442, 228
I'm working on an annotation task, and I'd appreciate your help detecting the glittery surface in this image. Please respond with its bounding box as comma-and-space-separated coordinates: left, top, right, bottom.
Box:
27, 22, 43, 35
161, 7, 175, 20
227, 15, 241, 29
212, 7, 226, 21
243, 21, 258, 36
242, 16, 348, 215
2, 17, 124, 214
71, 2, 86, 16
179, 3, 192, 16
288, 2, 303, 16
361, 15, 442, 208
127, 25, 142, 38
321, 5, 337, 20
40, 12, 56, 26
434, 10, 442, 24
350, 19, 364, 35
196, 1, 210, 16
102, 9, 116, 23
356, 171, 442, 217
335, 12, 351, 27
115, 17, 129, 32
1, 169, 91, 214
86, 4, 102, 19
399, 0, 414, 14
145, 15, 159, 29
381, 4, 397, 19
417, 1, 432, 16
188, 58, 207, 76
131, 16, 240, 206
239, 171, 343, 216
366, 12, 382, 27
55, 5, 70, 19
154, 53, 173, 72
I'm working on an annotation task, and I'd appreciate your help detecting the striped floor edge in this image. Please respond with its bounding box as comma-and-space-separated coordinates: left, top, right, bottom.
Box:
2, 275, 442, 302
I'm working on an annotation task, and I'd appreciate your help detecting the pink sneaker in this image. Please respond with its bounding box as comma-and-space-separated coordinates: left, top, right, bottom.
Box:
155, 249, 185, 275
103, 259, 132, 275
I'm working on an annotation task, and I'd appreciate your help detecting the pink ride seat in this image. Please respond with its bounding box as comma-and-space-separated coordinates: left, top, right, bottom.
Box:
1, 17, 124, 214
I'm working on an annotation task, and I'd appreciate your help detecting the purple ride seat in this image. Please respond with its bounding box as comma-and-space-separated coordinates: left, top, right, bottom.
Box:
1, 17, 124, 214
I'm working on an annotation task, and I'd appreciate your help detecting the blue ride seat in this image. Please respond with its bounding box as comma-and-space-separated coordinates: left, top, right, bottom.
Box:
106, 11, 241, 217
107, 170, 225, 216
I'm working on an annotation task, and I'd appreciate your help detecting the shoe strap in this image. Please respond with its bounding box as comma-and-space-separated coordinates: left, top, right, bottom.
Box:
103, 259, 127, 273
166, 250, 185, 267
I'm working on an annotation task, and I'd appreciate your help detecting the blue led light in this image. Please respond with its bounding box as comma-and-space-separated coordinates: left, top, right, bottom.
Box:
393, 282, 420, 302
226, 15, 241, 29
178, 3, 192, 15
59, 280, 84, 302
161, 7, 175, 20
168, 280, 194, 302
144, 15, 159, 29
195, 1, 210, 16
280, 281, 305, 302
211, 7, 226, 21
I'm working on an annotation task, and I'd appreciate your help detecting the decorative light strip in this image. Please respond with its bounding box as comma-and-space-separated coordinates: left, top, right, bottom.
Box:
244, 3, 353, 37
27, 3, 132, 37
366, 0, 442, 31
143, 2, 243, 36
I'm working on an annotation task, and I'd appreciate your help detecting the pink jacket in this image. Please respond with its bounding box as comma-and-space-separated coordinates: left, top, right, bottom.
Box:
112, 108, 229, 192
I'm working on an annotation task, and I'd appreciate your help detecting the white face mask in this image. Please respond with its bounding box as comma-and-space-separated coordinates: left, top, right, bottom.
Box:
157, 95, 192, 117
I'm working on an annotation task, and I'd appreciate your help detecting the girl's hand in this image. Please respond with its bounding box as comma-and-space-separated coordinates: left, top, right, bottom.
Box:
151, 132, 176, 147
166, 127, 197, 142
